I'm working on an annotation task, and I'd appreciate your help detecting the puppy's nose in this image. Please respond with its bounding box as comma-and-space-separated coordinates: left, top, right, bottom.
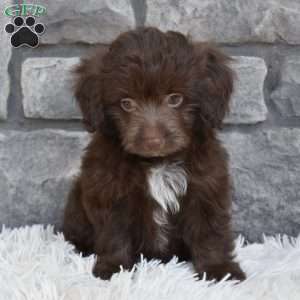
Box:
142, 125, 165, 151
145, 138, 163, 150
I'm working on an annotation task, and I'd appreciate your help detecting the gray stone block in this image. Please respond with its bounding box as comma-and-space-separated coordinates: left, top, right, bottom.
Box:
0, 128, 299, 240
225, 56, 268, 124
220, 129, 300, 241
271, 55, 300, 117
39, 0, 135, 44
146, 0, 300, 44
0, 130, 89, 228
22, 57, 81, 119
0, 0, 12, 120
21, 55, 267, 123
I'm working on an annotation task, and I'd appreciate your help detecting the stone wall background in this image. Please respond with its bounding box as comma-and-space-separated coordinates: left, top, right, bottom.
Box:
0, 0, 300, 241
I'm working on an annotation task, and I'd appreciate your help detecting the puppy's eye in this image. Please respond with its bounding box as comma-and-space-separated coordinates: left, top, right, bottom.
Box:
120, 98, 136, 112
166, 93, 183, 108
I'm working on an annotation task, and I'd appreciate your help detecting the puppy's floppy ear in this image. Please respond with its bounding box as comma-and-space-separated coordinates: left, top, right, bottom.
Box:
73, 48, 107, 132
193, 43, 234, 129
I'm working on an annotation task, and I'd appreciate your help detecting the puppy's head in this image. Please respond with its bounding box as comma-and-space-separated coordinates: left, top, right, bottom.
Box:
74, 27, 233, 158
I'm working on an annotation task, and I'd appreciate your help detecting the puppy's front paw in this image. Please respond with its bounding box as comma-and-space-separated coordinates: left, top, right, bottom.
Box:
93, 260, 120, 280
202, 262, 246, 282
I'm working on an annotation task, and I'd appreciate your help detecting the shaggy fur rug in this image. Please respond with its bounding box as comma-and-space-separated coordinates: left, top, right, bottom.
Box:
0, 225, 299, 300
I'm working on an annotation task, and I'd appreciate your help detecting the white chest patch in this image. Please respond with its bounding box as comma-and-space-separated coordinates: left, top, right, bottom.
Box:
148, 162, 187, 251
147, 162, 188, 213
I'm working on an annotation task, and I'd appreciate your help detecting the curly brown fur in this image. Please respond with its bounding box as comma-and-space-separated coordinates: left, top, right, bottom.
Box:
63, 27, 245, 281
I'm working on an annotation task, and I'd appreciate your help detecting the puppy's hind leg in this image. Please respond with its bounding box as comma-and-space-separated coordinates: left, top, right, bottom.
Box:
63, 179, 94, 256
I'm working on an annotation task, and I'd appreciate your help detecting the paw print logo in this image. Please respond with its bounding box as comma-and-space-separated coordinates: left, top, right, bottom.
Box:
5, 16, 45, 48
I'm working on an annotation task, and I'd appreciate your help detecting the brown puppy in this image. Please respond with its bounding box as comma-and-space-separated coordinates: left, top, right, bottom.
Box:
63, 27, 245, 281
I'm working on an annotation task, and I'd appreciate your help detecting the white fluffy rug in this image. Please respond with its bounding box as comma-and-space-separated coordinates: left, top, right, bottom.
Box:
0, 225, 300, 300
